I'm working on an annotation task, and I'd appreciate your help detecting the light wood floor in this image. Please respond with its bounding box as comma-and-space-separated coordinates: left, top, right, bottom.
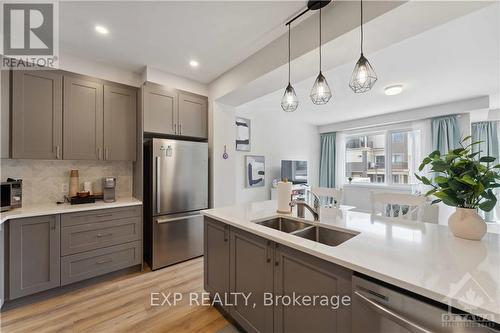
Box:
0, 257, 231, 333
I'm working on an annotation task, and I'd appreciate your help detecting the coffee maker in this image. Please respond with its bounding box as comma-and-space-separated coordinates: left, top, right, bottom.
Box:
102, 177, 116, 202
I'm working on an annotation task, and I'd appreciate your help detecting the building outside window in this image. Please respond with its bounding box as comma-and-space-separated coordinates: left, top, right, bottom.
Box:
345, 129, 420, 185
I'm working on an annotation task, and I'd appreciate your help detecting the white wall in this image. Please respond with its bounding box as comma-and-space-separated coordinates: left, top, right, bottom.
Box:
211, 102, 237, 207
145, 66, 208, 96
234, 107, 320, 204
59, 52, 142, 87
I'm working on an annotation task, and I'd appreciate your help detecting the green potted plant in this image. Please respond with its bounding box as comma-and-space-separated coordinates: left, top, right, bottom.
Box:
348, 177, 353, 184
416, 136, 500, 240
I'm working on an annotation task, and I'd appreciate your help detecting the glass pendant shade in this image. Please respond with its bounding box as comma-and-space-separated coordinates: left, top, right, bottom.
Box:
310, 71, 332, 105
349, 54, 377, 93
281, 83, 299, 112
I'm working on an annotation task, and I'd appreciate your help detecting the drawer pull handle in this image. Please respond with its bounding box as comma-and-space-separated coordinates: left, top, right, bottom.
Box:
96, 258, 113, 264
97, 233, 113, 237
96, 214, 113, 218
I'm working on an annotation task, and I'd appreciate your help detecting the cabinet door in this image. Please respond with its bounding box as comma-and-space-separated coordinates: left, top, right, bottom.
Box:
63, 76, 103, 160
230, 227, 274, 333
177, 91, 207, 138
9, 215, 60, 299
143, 83, 177, 135
103, 85, 137, 161
12, 70, 63, 159
204, 218, 230, 304
273, 244, 352, 333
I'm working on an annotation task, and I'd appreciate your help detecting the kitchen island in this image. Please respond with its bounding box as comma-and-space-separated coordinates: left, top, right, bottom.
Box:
202, 200, 500, 332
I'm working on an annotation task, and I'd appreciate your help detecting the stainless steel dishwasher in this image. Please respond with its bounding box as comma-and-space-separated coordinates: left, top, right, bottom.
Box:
352, 275, 498, 333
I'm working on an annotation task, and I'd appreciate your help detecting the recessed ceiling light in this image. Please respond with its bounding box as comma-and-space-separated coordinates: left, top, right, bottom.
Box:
384, 85, 403, 96
95, 25, 109, 35
189, 60, 199, 68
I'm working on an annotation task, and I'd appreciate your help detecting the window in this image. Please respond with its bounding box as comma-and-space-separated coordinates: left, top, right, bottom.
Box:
345, 133, 385, 184
345, 129, 420, 185
392, 153, 403, 163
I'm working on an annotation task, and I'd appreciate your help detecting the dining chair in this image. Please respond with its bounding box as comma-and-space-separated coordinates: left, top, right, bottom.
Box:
311, 187, 344, 208
370, 191, 427, 222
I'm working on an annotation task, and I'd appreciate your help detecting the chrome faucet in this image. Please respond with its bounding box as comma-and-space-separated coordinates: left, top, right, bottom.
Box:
290, 192, 321, 221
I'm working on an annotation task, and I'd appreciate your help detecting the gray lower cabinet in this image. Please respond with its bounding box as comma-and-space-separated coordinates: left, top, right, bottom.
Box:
177, 91, 208, 139
61, 214, 142, 256
204, 218, 230, 309
63, 75, 104, 160
273, 244, 352, 333
9, 215, 60, 299
230, 228, 274, 333
11, 70, 63, 159
204, 218, 353, 333
143, 83, 178, 135
61, 241, 141, 286
104, 85, 137, 161
60, 206, 142, 285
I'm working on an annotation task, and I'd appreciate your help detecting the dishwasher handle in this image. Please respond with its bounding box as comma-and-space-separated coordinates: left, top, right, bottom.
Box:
353, 291, 434, 333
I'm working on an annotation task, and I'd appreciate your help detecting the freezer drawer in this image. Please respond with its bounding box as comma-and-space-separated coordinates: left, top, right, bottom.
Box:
152, 212, 203, 270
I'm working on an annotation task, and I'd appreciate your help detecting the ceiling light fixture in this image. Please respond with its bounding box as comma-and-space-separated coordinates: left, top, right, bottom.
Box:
189, 60, 199, 68
95, 25, 109, 35
281, 24, 299, 112
384, 85, 403, 96
349, 0, 377, 93
310, 7, 332, 105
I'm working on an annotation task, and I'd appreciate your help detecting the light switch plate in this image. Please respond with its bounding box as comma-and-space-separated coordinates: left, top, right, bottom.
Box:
61, 183, 69, 193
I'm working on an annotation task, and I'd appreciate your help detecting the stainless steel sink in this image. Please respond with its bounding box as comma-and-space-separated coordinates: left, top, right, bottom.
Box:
255, 217, 312, 233
292, 226, 358, 247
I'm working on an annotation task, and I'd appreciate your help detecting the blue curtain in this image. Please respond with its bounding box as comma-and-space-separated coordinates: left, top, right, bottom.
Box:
319, 132, 336, 188
431, 115, 461, 154
472, 122, 499, 221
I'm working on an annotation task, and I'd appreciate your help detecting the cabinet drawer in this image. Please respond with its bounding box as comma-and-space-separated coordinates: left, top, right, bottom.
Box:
61, 216, 141, 256
61, 241, 141, 286
61, 206, 141, 227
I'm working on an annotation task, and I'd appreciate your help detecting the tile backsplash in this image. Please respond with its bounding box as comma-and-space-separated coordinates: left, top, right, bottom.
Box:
0, 159, 133, 205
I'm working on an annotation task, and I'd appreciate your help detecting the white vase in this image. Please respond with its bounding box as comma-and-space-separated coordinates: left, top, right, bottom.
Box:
448, 208, 487, 241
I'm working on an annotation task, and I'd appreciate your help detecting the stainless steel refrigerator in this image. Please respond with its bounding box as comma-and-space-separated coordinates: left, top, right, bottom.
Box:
144, 138, 208, 270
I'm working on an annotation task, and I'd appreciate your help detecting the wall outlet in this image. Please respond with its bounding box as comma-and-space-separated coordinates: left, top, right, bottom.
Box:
61, 183, 69, 193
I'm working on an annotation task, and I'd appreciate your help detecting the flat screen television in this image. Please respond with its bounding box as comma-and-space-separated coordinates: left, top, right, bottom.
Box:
281, 160, 308, 184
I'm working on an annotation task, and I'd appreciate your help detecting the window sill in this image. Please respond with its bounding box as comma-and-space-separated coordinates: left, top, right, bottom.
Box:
342, 183, 414, 191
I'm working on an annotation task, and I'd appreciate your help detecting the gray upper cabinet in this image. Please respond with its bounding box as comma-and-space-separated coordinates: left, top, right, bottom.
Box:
63, 76, 103, 160
230, 228, 274, 333
9, 215, 61, 299
12, 70, 63, 159
178, 91, 208, 139
204, 218, 230, 308
104, 85, 137, 161
273, 244, 352, 333
143, 83, 177, 135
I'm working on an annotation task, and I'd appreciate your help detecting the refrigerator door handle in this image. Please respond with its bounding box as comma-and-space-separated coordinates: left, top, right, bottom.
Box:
156, 156, 161, 214
156, 214, 203, 224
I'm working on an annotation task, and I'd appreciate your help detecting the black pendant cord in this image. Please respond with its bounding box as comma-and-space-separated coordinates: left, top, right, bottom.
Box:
360, 0, 364, 55
288, 24, 291, 84
319, 8, 322, 73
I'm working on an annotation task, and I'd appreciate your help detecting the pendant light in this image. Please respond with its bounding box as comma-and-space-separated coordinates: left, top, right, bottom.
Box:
310, 8, 332, 105
349, 0, 377, 93
281, 24, 299, 112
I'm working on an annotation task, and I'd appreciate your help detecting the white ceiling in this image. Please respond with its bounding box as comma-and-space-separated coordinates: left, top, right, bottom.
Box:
59, 1, 304, 83
238, 3, 500, 126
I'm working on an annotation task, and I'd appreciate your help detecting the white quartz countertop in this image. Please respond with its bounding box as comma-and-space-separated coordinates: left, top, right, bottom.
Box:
202, 200, 500, 323
0, 198, 142, 223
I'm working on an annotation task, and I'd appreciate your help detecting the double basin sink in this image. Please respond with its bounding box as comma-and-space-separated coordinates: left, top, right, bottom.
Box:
255, 217, 358, 247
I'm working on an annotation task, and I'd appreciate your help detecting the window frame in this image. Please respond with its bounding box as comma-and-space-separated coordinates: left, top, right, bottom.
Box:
344, 127, 419, 187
